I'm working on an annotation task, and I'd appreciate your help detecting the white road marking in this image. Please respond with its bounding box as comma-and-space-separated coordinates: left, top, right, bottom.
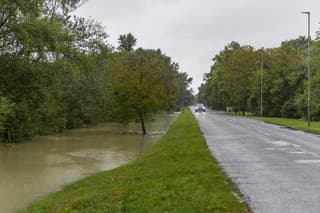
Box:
264, 148, 275, 150
262, 132, 271, 136
295, 160, 320, 164
292, 144, 301, 148
290, 145, 320, 158
257, 129, 271, 136
304, 151, 320, 158
268, 140, 290, 146
288, 151, 305, 154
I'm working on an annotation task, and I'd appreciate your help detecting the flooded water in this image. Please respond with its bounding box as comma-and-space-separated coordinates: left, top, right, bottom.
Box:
0, 113, 177, 213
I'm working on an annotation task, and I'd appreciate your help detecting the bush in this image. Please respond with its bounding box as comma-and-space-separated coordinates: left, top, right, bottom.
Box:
280, 98, 299, 118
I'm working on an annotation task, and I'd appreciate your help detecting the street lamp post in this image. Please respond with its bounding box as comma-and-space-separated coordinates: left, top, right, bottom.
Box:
260, 49, 264, 117
302, 11, 311, 127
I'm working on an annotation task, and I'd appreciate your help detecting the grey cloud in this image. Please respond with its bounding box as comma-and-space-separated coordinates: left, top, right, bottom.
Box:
76, 0, 320, 93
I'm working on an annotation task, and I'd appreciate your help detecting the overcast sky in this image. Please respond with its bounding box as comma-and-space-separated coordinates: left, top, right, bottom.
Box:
75, 0, 320, 93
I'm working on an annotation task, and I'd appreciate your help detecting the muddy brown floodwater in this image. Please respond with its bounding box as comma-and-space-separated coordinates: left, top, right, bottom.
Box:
0, 113, 178, 213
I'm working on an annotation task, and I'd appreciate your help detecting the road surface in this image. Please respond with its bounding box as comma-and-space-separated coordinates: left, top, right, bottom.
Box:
193, 109, 320, 213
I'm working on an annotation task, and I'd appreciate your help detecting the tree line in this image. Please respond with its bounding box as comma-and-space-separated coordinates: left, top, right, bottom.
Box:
0, 0, 193, 142
198, 36, 320, 120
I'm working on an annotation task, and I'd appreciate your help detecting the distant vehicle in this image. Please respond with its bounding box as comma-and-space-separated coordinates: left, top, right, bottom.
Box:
195, 103, 206, 112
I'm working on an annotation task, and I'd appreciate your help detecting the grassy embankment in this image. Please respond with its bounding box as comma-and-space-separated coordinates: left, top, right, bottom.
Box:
227, 112, 320, 135
22, 109, 250, 212
251, 116, 320, 135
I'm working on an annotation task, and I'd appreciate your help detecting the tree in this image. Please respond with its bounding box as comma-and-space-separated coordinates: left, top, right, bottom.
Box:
108, 49, 176, 134
264, 45, 304, 117
0, 96, 14, 141
0, 1, 192, 142
198, 38, 307, 119
117, 33, 137, 52
175, 71, 194, 106
0, 0, 42, 54
0, 0, 112, 142
218, 42, 258, 114
0, 0, 87, 56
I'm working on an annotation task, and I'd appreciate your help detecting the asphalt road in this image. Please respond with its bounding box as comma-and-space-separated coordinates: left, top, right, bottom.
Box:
193, 109, 320, 213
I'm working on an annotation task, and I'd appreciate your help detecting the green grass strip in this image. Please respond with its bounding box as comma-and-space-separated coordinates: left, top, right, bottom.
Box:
226, 111, 320, 135
251, 117, 320, 135
21, 109, 250, 213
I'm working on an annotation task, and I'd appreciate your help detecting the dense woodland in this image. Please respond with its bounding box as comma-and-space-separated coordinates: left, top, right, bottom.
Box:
0, 0, 193, 142
198, 36, 320, 121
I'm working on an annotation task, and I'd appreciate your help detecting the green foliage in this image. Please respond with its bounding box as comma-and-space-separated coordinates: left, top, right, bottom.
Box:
107, 48, 186, 134
310, 72, 320, 121
175, 70, 194, 107
221, 43, 258, 113
280, 98, 299, 118
264, 45, 304, 117
199, 37, 317, 120
117, 33, 137, 52
0, 0, 111, 142
21, 109, 250, 212
0, 2, 192, 141
0, 96, 14, 140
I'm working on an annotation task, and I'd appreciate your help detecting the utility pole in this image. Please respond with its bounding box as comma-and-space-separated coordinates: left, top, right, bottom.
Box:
302, 11, 311, 127
260, 49, 264, 117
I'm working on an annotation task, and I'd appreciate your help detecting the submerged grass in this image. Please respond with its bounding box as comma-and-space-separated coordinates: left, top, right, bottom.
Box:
21, 109, 250, 212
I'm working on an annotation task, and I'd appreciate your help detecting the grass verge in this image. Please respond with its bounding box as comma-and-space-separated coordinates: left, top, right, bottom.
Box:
250, 116, 320, 135
21, 109, 250, 213
226, 112, 320, 135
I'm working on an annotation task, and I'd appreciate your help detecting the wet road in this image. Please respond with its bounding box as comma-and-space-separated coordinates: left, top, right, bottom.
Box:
193, 109, 320, 213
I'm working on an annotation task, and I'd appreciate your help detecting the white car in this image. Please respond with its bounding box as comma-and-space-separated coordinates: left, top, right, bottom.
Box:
195, 103, 206, 112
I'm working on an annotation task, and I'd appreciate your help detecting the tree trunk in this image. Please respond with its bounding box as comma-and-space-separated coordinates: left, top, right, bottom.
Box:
138, 112, 146, 135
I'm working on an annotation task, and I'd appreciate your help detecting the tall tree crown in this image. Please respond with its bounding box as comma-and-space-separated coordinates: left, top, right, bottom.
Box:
117, 33, 137, 52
